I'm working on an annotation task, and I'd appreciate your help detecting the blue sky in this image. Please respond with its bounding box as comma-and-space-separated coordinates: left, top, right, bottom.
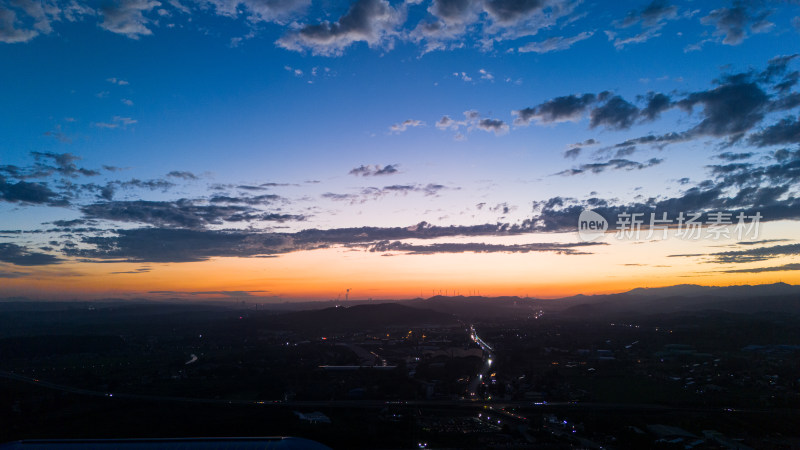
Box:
1, 0, 799, 299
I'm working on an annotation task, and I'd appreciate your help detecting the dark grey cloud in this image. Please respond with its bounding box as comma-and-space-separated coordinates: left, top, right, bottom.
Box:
639, 92, 673, 121
51, 219, 89, 227
364, 240, 603, 255
476, 118, 509, 135
748, 115, 800, 147
607, 0, 678, 48
428, 0, 481, 26
531, 61, 797, 152
208, 193, 282, 205
166, 170, 199, 180
93, 178, 175, 201
564, 139, 598, 159
535, 146, 800, 231
276, 0, 403, 56
719, 263, 800, 273
64, 220, 545, 263
349, 164, 400, 176
590, 96, 639, 130
677, 79, 769, 141
700, 4, 774, 46
618, 0, 677, 29
110, 266, 151, 274
412, 0, 579, 53
65, 228, 275, 263
1, 152, 99, 180
324, 183, 450, 204
715, 152, 754, 161
706, 243, 800, 264
258, 213, 306, 222
514, 93, 596, 125
0, 243, 62, 266
80, 200, 253, 228
759, 54, 799, 87
0, 177, 63, 205
555, 158, 663, 176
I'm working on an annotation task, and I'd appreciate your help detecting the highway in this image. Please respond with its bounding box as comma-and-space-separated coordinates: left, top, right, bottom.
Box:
467, 324, 494, 398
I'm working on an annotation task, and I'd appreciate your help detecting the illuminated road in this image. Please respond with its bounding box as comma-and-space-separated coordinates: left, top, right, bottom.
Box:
467, 324, 494, 398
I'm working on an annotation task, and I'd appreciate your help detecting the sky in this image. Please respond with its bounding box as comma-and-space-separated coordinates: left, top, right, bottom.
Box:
1, 0, 799, 301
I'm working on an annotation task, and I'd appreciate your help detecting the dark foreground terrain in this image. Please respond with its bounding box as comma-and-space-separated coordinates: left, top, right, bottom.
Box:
2, 284, 800, 449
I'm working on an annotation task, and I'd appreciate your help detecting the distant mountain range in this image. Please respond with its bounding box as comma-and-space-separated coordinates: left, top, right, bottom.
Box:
2, 283, 799, 325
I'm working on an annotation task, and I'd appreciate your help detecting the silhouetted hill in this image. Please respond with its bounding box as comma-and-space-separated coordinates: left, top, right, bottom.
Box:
554, 283, 800, 318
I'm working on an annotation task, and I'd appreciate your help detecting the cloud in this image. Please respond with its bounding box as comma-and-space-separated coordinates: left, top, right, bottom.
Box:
275, 0, 404, 56
719, 262, 800, 273
208, 193, 281, 205
517, 60, 798, 148
94, 178, 175, 200
555, 158, 663, 176
476, 118, 509, 135
64, 220, 546, 263
100, 0, 161, 38
0, 6, 39, 43
94, 116, 137, 129
513, 93, 596, 125
325, 183, 450, 202
79, 199, 254, 228
617, 0, 678, 29
390, 119, 424, 133
364, 240, 603, 255
715, 152, 754, 162
517, 30, 593, 53
606, 0, 679, 49
0, 177, 62, 205
706, 243, 800, 264
166, 170, 199, 180
110, 266, 151, 274
0, 243, 61, 266
676, 77, 769, 141
483, 0, 576, 30
106, 77, 129, 85
700, 4, 774, 46
639, 91, 673, 121
349, 164, 400, 176
748, 115, 800, 147
564, 138, 598, 159
428, 0, 482, 27
0, 0, 94, 43
201, 0, 310, 23
411, 0, 580, 54
436, 115, 459, 130
0, 270, 30, 278
30, 152, 100, 178
590, 95, 639, 130
535, 147, 800, 232
436, 110, 507, 137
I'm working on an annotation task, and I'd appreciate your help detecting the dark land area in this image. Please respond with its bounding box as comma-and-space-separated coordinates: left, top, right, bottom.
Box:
2, 283, 800, 449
